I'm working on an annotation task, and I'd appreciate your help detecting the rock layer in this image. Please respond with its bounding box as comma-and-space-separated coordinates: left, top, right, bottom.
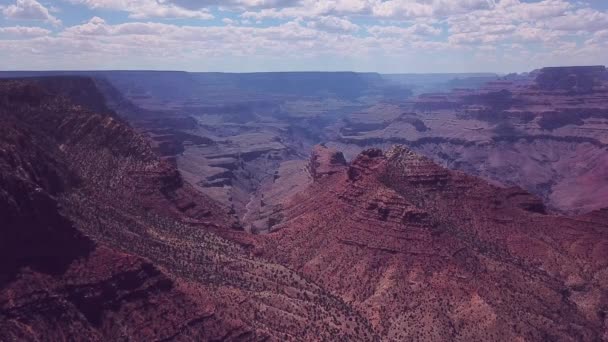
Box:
260, 145, 608, 341
331, 65, 608, 214
0, 78, 378, 341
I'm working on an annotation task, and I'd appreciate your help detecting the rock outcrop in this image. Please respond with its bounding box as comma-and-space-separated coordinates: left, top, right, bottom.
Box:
535, 65, 608, 92
0, 78, 256, 340
0, 78, 378, 341
309, 144, 348, 180
260, 145, 608, 341
331, 65, 608, 214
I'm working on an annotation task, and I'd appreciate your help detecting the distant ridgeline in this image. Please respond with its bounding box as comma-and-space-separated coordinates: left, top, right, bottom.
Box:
0, 70, 507, 103
534, 65, 608, 92
0, 70, 415, 102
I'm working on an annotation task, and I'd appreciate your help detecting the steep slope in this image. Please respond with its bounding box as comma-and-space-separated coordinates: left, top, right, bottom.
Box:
0, 78, 378, 341
0, 78, 255, 341
258, 145, 608, 341
0, 71, 414, 231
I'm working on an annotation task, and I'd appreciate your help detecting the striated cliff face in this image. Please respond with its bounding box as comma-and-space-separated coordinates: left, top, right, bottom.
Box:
0, 78, 381, 341
535, 66, 608, 92
0, 79, 256, 341
6, 68, 606, 220
309, 144, 348, 180
330, 65, 608, 214
260, 145, 608, 341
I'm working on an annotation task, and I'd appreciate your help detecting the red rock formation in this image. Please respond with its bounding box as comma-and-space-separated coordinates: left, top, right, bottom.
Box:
535, 66, 607, 92
259, 145, 608, 341
309, 144, 347, 180
3, 76, 608, 341
0, 78, 377, 341
0, 80, 255, 340
333, 66, 608, 214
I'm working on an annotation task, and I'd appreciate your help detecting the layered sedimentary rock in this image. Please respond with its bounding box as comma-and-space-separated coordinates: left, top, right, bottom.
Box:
0, 78, 378, 341
0, 70, 417, 231
0, 78, 252, 341
330, 66, 608, 214
259, 145, 608, 341
2, 72, 608, 342
309, 144, 347, 180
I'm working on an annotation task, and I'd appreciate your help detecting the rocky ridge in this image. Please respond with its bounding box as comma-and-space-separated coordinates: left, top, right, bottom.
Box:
258, 144, 608, 341
329, 66, 608, 214
0, 78, 379, 341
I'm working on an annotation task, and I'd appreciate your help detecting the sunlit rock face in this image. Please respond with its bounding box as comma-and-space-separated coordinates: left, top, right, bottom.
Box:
259, 145, 608, 341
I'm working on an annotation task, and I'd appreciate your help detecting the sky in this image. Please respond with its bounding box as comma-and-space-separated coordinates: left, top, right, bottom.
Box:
0, 0, 607, 73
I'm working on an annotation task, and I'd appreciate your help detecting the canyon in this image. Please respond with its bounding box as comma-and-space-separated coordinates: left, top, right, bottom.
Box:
330, 66, 608, 214
0, 77, 379, 341
5, 67, 604, 226
0, 67, 607, 341
0, 70, 500, 232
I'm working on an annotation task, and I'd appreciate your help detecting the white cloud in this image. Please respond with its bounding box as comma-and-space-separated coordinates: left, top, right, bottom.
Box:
585, 29, 608, 46
222, 18, 236, 25
513, 24, 562, 43
497, 0, 571, 20
61, 16, 326, 45
545, 8, 608, 32
2, 0, 62, 26
368, 23, 441, 38
242, 0, 374, 20
307, 16, 359, 33
15, 16, 423, 64
0, 25, 51, 38
1, 0, 608, 72
169, 0, 302, 10
68, 0, 214, 19
444, 0, 585, 47
372, 0, 494, 19
242, 0, 495, 20
448, 30, 503, 45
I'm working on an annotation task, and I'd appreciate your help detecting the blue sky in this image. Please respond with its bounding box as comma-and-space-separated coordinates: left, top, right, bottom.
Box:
0, 0, 606, 72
